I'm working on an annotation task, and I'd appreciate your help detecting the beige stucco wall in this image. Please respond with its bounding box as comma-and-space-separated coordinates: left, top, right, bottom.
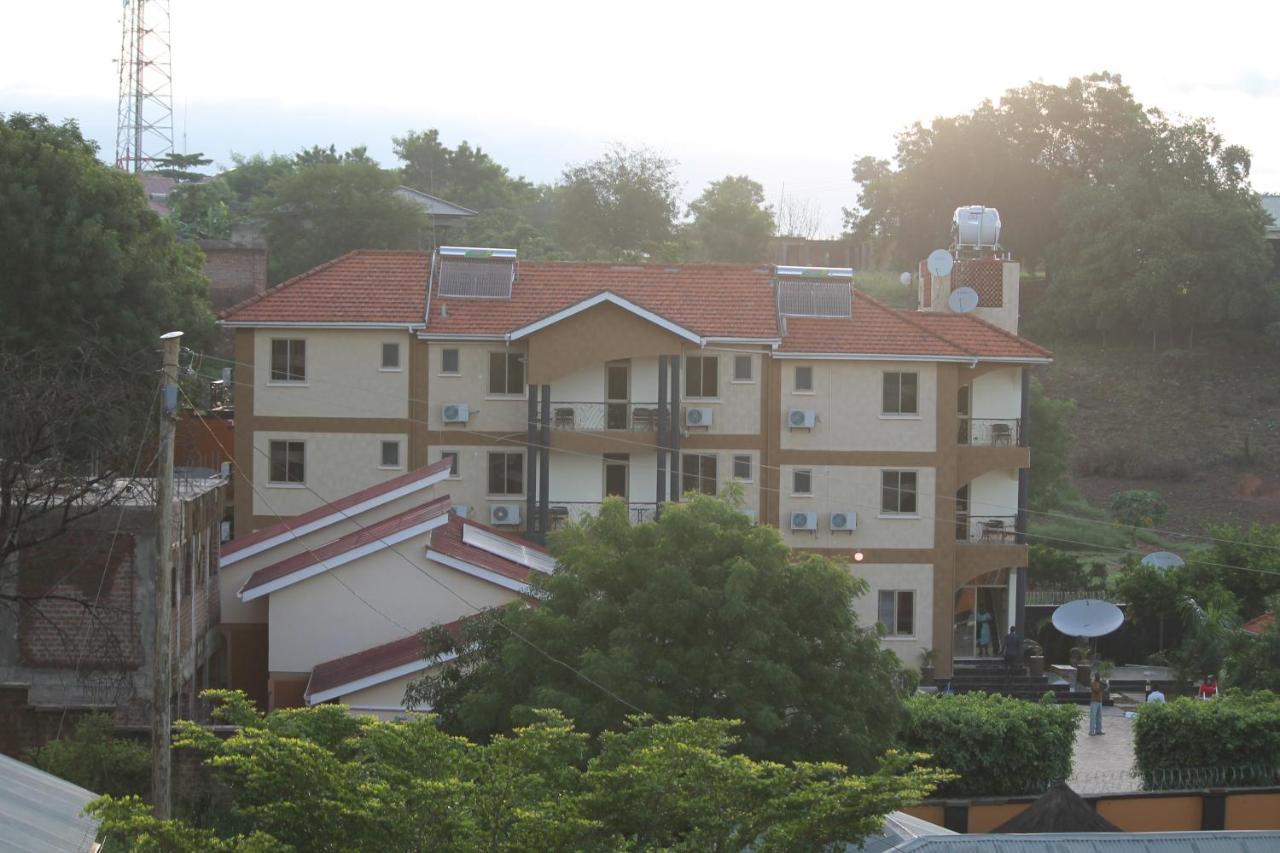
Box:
969, 366, 1022, 420
848, 562, 935, 665
426, 341, 528, 432
253, 431, 410, 517
678, 347, 762, 435
254, 329, 411, 419
267, 544, 519, 673
779, 465, 936, 549
339, 670, 433, 719
967, 468, 1021, 521
779, 361, 937, 452
221, 480, 448, 624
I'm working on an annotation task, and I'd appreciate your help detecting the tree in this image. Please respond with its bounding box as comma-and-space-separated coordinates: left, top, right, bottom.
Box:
1110, 490, 1168, 536
168, 179, 233, 240
1028, 379, 1076, 510
687, 175, 775, 262
407, 495, 912, 771
1182, 525, 1280, 621
32, 713, 150, 797
555, 144, 681, 259
1225, 603, 1280, 692
254, 156, 423, 283
0, 113, 213, 355
777, 187, 824, 239
87, 690, 949, 851
151, 151, 213, 182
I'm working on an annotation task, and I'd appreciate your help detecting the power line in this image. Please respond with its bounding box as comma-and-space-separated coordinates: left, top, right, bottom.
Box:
193, 348, 1280, 559
175, 381, 644, 716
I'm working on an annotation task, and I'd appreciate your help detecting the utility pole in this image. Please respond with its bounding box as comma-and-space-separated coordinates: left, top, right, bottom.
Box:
152, 330, 182, 818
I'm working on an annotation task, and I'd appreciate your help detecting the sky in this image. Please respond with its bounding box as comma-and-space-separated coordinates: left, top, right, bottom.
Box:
5, 0, 1280, 237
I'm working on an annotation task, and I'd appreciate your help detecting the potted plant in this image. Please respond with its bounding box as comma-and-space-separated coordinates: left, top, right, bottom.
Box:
919, 648, 937, 685
1025, 639, 1045, 678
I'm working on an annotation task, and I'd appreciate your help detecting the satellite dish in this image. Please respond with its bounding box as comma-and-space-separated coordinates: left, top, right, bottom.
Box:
926, 249, 954, 278
899, 271, 913, 286
1141, 551, 1186, 571
1052, 599, 1125, 638
948, 287, 980, 314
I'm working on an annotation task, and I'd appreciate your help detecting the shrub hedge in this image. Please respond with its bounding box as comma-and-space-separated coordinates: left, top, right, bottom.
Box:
900, 693, 1079, 797
1133, 691, 1280, 788
32, 713, 150, 797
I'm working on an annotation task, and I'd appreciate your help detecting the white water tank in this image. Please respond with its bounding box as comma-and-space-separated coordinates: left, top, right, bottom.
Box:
952, 206, 1001, 249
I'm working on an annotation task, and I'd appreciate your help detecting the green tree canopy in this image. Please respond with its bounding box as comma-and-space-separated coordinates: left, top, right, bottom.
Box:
0, 113, 213, 355
554, 144, 681, 259
687, 175, 776, 262
168, 178, 233, 240
1028, 379, 1076, 510
407, 495, 911, 771
88, 691, 948, 851
151, 150, 213, 182
254, 155, 423, 283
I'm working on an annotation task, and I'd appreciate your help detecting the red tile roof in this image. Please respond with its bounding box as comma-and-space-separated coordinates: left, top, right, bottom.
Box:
220, 250, 1051, 361
428, 513, 548, 585
240, 495, 451, 596
304, 619, 469, 701
222, 458, 453, 559
221, 251, 431, 325
1242, 612, 1275, 636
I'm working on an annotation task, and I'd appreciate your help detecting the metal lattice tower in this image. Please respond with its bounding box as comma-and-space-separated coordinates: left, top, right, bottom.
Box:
115, 0, 174, 173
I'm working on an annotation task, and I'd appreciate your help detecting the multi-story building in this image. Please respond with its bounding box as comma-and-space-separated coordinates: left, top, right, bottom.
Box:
220, 247, 1049, 677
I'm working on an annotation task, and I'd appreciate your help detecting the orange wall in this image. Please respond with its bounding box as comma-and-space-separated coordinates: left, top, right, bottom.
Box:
1097, 797, 1203, 832
967, 803, 1029, 832
1226, 793, 1280, 830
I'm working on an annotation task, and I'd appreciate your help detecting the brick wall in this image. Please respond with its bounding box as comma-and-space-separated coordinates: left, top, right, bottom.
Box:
202, 247, 267, 311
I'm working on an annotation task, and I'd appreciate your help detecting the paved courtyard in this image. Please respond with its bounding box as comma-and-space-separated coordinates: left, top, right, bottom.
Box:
1067, 701, 1142, 794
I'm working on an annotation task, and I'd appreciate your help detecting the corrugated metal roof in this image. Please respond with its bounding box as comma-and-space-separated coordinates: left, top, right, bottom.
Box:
894, 831, 1280, 851
0, 752, 99, 852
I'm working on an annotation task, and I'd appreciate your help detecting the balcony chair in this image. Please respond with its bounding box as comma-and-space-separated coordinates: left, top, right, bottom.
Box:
990, 422, 1013, 447
553, 407, 576, 430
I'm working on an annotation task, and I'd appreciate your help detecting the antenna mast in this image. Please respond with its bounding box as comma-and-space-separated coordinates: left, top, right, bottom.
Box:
115, 0, 175, 173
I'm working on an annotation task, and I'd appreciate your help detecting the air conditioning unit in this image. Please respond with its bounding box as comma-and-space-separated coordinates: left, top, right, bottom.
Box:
829, 511, 858, 532
453, 504, 471, 519
489, 503, 522, 526
790, 511, 818, 532
685, 407, 714, 428
442, 403, 470, 424
788, 409, 817, 429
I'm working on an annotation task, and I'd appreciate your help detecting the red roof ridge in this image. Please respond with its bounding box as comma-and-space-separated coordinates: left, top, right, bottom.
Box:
925, 309, 1055, 359
851, 289, 971, 357
222, 458, 453, 558
240, 494, 451, 596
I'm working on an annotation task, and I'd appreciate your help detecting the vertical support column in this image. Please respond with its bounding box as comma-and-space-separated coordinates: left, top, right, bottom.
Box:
1015, 367, 1031, 636
539, 385, 551, 541
526, 386, 539, 541
656, 356, 668, 507
669, 355, 681, 500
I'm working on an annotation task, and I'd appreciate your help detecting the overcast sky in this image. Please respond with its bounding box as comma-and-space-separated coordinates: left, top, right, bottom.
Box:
5, 1, 1279, 236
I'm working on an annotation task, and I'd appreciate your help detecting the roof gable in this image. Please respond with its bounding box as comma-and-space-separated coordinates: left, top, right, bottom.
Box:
508, 291, 702, 345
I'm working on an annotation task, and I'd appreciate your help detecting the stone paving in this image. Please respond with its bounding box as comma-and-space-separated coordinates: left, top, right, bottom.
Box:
1067, 700, 1142, 794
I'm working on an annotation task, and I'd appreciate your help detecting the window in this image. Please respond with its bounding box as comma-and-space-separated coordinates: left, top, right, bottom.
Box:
380, 440, 401, 468
270, 339, 306, 382
792, 469, 813, 495
733, 355, 753, 382
881, 470, 918, 515
878, 590, 916, 635
380, 342, 401, 370
685, 356, 718, 398
732, 454, 752, 481
883, 371, 919, 415
681, 453, 717, 496
441, 348, 460, 374
441, 451, 460, 477
487, 451, 524, 495
794, 365, 813, 393
268, 440, 305, 484
488, 352, 525, 395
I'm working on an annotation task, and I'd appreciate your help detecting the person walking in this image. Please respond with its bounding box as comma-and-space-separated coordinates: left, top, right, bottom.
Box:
1089, 674, 1106, 735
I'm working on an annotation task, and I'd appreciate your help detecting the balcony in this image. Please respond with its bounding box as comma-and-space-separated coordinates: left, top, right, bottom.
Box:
957, 514, 1019, 544
547, 501, 658, 528
548, 401, 663, 432
959, 417, 1021, 447
955, 514, 1027, 586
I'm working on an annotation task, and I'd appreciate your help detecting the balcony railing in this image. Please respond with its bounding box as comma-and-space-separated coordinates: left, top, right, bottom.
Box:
957, 514, 1019, 544
548, 501, 658, 528
548, 402, 662, 432
959, 417, 1022, 447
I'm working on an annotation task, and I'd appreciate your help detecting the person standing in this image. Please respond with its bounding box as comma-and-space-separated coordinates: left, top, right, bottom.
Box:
977, 611, 994, 657
1199, 674, 1218, 699
1089, 674, 1106, 735
1147, 684, 1166, 703
1002, 625, 1022, 675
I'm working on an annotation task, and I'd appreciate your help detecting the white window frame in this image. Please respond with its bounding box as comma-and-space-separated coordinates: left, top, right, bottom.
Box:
878, 589, 916, 637
379, 342, 402, 372
269, 338, 307, 385
880, 470, 919, 517
487, 351, 526, 397
440, 450, 461, 479
793, 365, 815, 394
439, 347, 461, 376
792, 468, 813, 496
680, 453, 718, 496
881, 371, 920, 418
684, 355, 720, 400
487, 451, 525, 497
732, 454, 753, 482
731, 355, 754, 383
267, 440, 306, 487
379, 440, 402, 469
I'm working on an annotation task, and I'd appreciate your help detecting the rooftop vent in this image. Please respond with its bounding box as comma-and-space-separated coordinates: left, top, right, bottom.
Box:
775, 266, 853, 318
437, 246, 517, 299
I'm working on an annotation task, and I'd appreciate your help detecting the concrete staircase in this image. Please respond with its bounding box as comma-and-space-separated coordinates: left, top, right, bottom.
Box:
937, 659, 1086, 703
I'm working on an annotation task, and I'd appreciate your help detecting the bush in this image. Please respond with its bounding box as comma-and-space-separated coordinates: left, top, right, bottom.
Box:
32, 713, 150, 797
1110, 490, 1169, 529
1030, 514, 1132, 552
900, 693, 1079, 797
1133, 692, 1280, 788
